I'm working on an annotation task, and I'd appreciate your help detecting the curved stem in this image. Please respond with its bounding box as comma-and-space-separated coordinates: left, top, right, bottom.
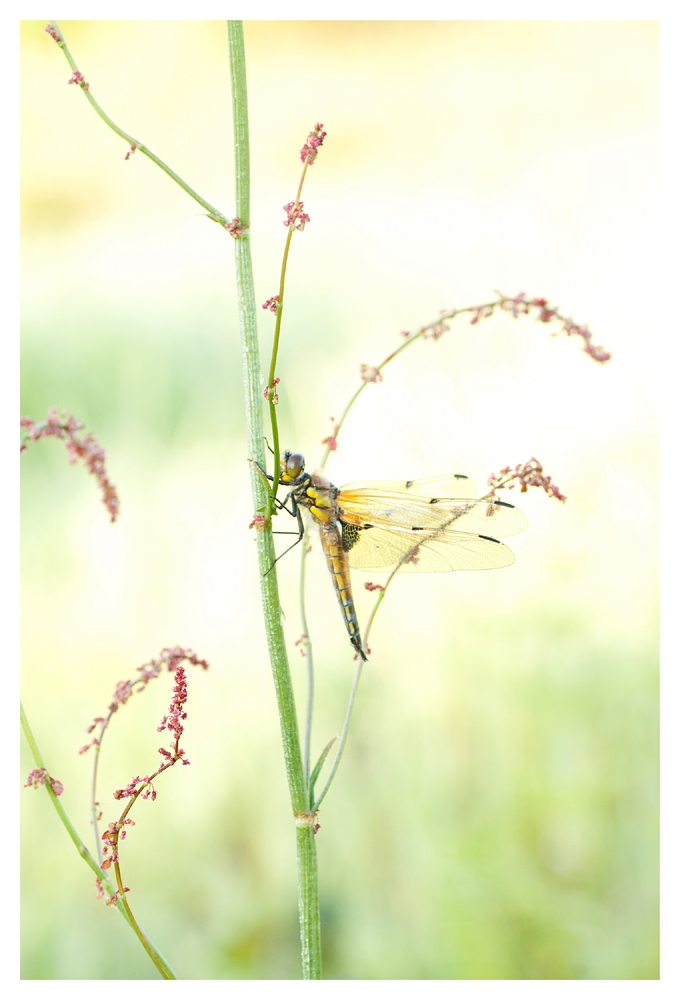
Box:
21, 703, 176, 977
313, 659, 364, 811
49, 22, 228, 223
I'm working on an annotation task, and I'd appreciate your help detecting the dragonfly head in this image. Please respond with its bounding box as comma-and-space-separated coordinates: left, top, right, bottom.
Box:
280, 451, 306, 484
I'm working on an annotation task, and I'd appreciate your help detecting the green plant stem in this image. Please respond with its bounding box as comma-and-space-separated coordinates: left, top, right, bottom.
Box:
296, 822, 321, 973
227, 20, 321, 980
299, 538, 315, 785
111, 780, 179, 980
265, 162, 310, 508
313, 660, 364, 810
319, 302, 495, 471
20, 703, 176, 979
50, 21, 227, 224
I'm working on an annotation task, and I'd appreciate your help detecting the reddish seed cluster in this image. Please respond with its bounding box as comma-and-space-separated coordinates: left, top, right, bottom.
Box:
100, 824, 119, 870
108, 669, 191, 836
157, 665, 190, 764
262, 295, 280, 313
80, 646, 208, 754
418, 315, 451, 341
469, 304, 495, 325
487, 457, 567, 503
94, 663, 200, 905
224, 217, 245, 238
45, 23, 63, 45
67, 70, 89, 91
101, 819, 133, 873
20, 407, 120, 523
24, 768, 64, 796
113, 777, 155, 801
321, 417, 340, 452
283, 202, 310, 231
263, 376, 281, 404
136, 645, 209, 685
485, 292, 611, 364
105, 887, 130, 907
300, 122, 327, 165
294, 635, 309, 657
124, 144, 137, 161
359, 364, 383, 384
364, 582, 385, 593
249, 513, 266, 531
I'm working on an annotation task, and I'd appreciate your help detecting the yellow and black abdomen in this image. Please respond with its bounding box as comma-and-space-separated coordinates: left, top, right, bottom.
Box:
294, 473, 368, 662
318, 521, 368, 662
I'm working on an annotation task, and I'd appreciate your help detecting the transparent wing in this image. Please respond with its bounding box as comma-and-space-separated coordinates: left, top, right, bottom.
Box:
341, 473, 477, 499
343, 523, 516, 572
336, 487, 527, 539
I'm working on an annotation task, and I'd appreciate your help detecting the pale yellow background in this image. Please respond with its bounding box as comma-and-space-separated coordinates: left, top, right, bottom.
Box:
21, 21, 658, 979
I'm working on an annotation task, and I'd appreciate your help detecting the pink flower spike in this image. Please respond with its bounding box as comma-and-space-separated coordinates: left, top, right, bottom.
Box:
494, 291, 611, 364
263, 377, 280, 404
283, 202, 311, 230
24, 768, 64, 796
300, 123, 327, 165
68, 70, 89, 90
20, 408, 120, 523
224, 217, 246, 238
45, 23, 63, 45
487, 457, 567, 503
294, 634, 309, 657
321, 417, 340, 452
359, 364, 383, 384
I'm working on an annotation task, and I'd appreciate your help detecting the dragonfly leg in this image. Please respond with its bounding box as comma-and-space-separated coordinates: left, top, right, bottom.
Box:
263, 498, 307, 575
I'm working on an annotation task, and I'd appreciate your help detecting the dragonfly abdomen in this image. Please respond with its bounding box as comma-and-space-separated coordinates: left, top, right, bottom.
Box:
318, 522, 368, 662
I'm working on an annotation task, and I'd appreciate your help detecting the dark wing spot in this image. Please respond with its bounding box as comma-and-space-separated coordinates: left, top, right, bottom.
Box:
454, 474, 469, 481
495, 500, 514, 509
411, 526, 426, 532
478, 533, 501, 544
405, 479, 414, 488
342, 522, 365, 552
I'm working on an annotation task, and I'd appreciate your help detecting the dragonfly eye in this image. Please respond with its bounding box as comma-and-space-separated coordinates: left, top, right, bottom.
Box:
281, 451, 305, 482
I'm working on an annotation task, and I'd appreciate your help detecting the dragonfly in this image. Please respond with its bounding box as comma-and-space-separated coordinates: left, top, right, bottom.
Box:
261, 450, 528, 662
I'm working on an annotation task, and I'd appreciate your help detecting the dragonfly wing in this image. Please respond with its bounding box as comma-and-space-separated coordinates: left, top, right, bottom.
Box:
341, 474, 476, 499
343, 523, 516, 572
337, 488, 527, 538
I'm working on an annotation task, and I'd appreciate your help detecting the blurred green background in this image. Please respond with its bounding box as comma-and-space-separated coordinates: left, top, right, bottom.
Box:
20, 21, 658, 980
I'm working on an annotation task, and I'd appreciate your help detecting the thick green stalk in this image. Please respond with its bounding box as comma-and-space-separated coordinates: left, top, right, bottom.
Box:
227, 21, 321, 980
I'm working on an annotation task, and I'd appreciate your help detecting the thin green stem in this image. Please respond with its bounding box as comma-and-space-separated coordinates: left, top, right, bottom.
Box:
359, 475, 523, 649
313, 660, 364, 811
227, 21, 320, 979
264, 229, 292, 512
20, 703, 176, 978
265, 149, 311, 510
108, 767, 184, 980
309, 466, 514, 811
89, 730, 104, 864
299, 535, 315, 787
319, 302, 501, 471
49, 22, 228, 224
